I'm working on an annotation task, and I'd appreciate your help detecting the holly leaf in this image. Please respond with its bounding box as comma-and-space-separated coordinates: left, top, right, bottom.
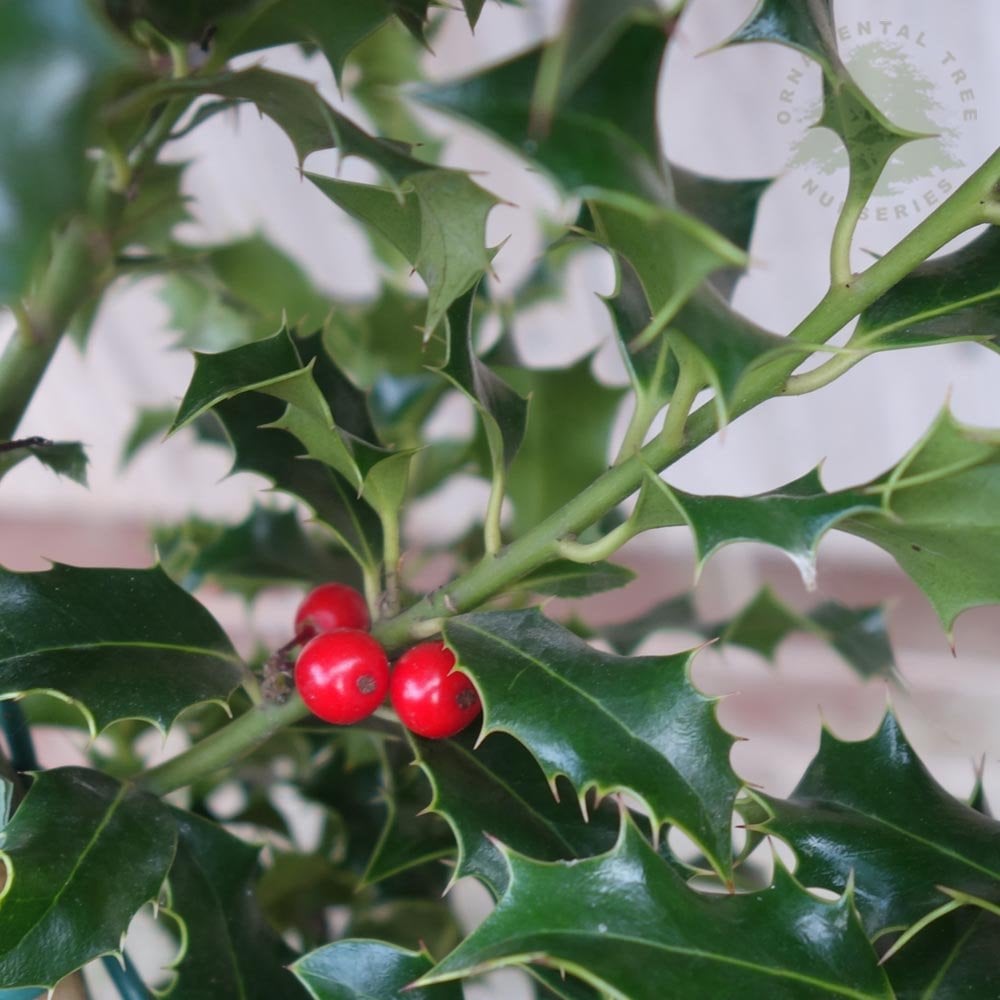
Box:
361, 745, 454, 888
163, 808, 308, 999
308, 170, 501, 336
0, 439, 88, 487
656, 467, 882, 588
415, 21, 673, 202
121, 407, 175, 466
884, 906, 1000, 1000
723, 0, 838, 70
207, 392, 382, 569
0, 768, 176, 991
410, 728, 621, 897
160, 234, 332, 352
419, 817, 892, 999
292, 940, 461, 1000
503, 358, 625, 533
0, 564, 243, 735
223, 0, 428, 85
840, 408, 1000, 634
155, 505, 363, 598
853, 227, 1000, 354
588, 193, 747, 351
0, 0, 129, 302
750, 713, 1000, 937
443, 609, 739, 879
514, 559, 635, 598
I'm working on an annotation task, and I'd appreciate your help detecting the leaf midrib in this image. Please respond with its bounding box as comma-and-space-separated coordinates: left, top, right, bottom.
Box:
0, 639, 240, 665
451, 621, 714, 830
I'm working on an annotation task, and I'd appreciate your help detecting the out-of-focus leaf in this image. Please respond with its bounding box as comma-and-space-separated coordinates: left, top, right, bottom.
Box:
443, 609, 739, 879
515, 559, 635, 598
416, 21, 673, 202
0, 0, 129, 302
0, 564, 243, 735
0, 439, 88, 487
419, 817, 892, 999
502, 358, 624, 533
308, 169, 501, 336
120, 407, 175, 466
0, 768, 176, 991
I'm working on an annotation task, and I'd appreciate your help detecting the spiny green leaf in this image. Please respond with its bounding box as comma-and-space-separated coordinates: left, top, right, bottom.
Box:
656, 467, 882, 587
0, 0, 130, 302
415, 20, 673, 202
854, 226, 1000, 354
0, 768, 176, 990
120, 407, 175, 467
420, 816, 893, 999
443, 609, 739, 879
308, 170, 501, 336
884, 906, 1000, 1000
515, 559, 635, 599
439, 284, 527, 479
410, 728, 621, 897
164, 808, 308, 999
588, 192, 748, 352
502, 357, 625, 534
752, 712, 1000, 937
159, 234, 333, 352
361, 743, 454, 888
223, 0, 430, 85
0, 564, 243, 735
293, 939, 461, 1000
0, 439, 88, 487
207, 393, 382, 568
723, 0, 839, 71
155, 505, 363, 598
841, 408, 1000, 633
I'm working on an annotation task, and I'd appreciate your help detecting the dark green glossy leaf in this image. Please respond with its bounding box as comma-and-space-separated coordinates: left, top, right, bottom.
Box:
362, 743, 454, 888
0, 768, 176, 990
160, 235, 332, 352
411, 728, 621, 897
164, 808, 308, 999
0, 0, 129, 302
416, 21, 673, 202
293, 939, 461, 1000
515, 559, 635, 598
854, 227, 1000, 354
420, 817, 893, 999
884, 906, 1000, 1000
308, 169, 500, 336
503, 358, 625, 533
841, 409, 1000, 633
156, 505, 362, 597
0, 564, 243, 735
443, 609, 739, 879
659, 468, 881, 587
752, 713, 1000, 936
207, 393, 382, 567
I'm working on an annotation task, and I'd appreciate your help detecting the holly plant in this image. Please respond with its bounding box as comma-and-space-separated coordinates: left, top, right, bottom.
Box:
3, 1, 1000, 998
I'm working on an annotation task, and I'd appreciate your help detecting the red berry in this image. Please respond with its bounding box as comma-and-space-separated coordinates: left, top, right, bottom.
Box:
295, 629, 389, 725
390, 641, 481, 739
295, 583, 370, 639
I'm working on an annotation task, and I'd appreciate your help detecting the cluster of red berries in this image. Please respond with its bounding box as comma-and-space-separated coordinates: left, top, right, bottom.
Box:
291, 583, 481, 739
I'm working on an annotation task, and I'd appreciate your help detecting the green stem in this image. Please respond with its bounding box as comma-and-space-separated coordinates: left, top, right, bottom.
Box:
135, 145, 1000, 794
782, 350, 869, 395
556, 518, 638, 564
658, 350, 702, 454
483, 459, 505, 556
137, 694, 309, 796
380, 506, 402, 615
